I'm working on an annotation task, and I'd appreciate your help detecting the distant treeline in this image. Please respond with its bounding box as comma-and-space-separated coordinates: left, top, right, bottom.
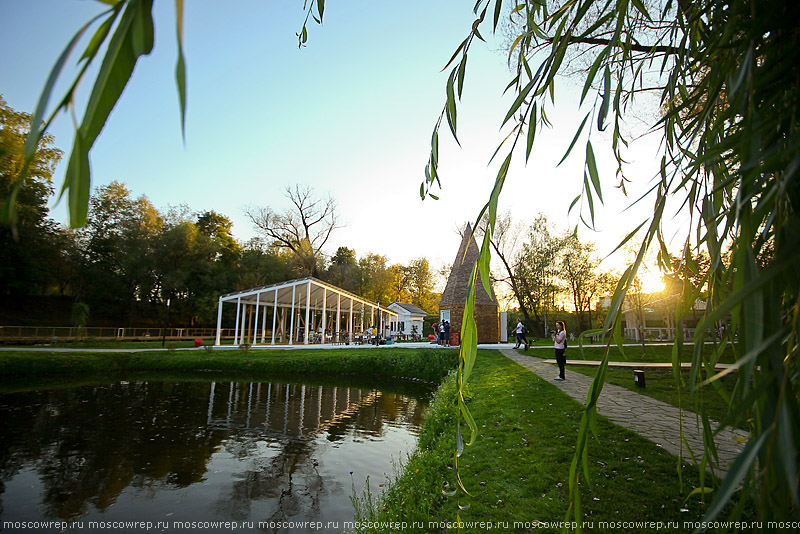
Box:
1, 98, 440, 328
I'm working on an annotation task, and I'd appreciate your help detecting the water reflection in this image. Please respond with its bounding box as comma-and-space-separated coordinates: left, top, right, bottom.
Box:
0, 376, 430, 530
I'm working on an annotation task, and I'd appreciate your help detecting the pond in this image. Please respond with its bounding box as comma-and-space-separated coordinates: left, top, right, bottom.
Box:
0, 374, 432, 532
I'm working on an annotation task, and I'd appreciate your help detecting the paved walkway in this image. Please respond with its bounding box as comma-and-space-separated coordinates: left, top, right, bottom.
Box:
499, 348, 747, 476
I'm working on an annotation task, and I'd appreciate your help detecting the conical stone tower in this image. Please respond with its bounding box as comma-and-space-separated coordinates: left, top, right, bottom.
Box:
439, 224, 499, 343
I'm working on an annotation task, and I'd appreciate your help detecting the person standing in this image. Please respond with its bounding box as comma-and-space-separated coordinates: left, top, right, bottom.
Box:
553, 320, 567, 380
432, 320, 439, 344
443, 321, 451, 347
514, 318, 529, 350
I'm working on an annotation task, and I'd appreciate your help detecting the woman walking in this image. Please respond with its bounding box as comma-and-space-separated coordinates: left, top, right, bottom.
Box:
553, 320, 567, 381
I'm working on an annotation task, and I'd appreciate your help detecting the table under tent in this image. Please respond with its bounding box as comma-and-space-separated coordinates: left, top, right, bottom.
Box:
214, 277, 398, 346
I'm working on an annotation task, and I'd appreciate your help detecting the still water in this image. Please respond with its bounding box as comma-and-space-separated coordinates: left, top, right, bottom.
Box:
0, 375, 431, 532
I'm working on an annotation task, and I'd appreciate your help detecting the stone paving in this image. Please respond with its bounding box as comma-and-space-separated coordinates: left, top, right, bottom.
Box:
499, 348, 748, 476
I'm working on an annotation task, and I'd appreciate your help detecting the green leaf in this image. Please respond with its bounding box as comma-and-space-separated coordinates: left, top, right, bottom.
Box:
630, 0, 652, 20
63, 131, 92, 226
501, 79, 534, 127
317, 0, 325, 20
457, 55, 467, 98
580, 48, 607, 105
23, 9, 113, 162
79, 11, 118, 63
583, 172, 595, 225
525, 101, 537, 161
597, 67, 611, 131
585, 140, 604, 203
567, 193, 581, 214
174, 0, 187, 141
442, 38, 468, 72
700, 431, 769, 525
493, 0, 503, 31
63, 0, 155, 226
558, 112, 590, 166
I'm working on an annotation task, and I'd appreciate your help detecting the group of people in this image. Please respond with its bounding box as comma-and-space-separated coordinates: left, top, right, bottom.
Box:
515, 318, 568, 381
431, 320, 452, 346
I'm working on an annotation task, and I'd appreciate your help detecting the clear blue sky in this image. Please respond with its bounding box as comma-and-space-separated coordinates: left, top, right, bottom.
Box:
1, 0, 669, 282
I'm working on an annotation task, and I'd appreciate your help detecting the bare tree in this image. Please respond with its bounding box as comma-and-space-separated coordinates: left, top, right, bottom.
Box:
245, 185, 341, 276
479, 212, 533, 326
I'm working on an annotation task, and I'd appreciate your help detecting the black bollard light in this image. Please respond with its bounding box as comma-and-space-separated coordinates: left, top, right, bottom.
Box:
634, 369, 646, 388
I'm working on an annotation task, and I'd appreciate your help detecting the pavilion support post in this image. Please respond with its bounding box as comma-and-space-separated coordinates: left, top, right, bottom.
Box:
240, 304, 248, 345
336, 294, 341, 342
234, 297, 241, 345
321, 288, 328, 343
304, 283, 311, 345
271, 290, 278, 344
289, 285, 296, 345
253, 293, 260, 345
261, 301, 267, 343
348, 298, 353, 343
215, 297, 223, 346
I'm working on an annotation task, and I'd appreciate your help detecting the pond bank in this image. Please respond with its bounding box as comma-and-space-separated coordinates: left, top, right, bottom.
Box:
0, 347, 458, 385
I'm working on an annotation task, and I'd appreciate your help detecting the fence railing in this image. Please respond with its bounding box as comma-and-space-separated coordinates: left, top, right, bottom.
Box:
0, 326, 236, 343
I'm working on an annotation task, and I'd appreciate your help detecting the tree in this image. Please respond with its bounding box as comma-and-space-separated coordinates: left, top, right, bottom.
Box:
357, 253, 394, 306
483, 212, 534, 326
406, 257, 437, 313
79, 181, 162, 323
325, 246, 360, 293
0, 96, 64, 296
560, 235, 601, 333
245, 185, 341, 277
196, 210, 240, 259
512, 214, 565, 337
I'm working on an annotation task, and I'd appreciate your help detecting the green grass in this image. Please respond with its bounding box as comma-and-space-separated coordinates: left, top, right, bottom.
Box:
355, 350, 743, 533
0, 347, 458, 385
522, 342, 739, 364
12, 339, 231, 349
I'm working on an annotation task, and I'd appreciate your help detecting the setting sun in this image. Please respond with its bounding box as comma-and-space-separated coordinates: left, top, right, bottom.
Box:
638, 271, 666, 294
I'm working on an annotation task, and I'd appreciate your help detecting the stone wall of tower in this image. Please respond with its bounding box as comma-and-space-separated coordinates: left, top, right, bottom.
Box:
439, 224, 500, 344
440, 303, 499, 344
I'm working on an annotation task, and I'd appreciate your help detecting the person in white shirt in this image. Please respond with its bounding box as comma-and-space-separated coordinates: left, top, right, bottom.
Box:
514, 319, 529, 350
553, 320, 567, 380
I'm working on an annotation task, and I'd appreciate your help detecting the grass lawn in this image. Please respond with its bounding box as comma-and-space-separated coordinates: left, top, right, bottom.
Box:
0, 347, 459, 385
553, 343, 738, 364
356, 350, 742, 533
13, 339, 230, 349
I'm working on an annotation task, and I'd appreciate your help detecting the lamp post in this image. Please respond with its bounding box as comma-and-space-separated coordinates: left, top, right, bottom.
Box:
161, 298, 171, 347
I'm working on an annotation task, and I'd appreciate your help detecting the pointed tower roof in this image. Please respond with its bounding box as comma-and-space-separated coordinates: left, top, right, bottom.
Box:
440, 224, 497, 307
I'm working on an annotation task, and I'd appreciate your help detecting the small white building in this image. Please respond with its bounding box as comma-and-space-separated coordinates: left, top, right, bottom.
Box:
388, 302, 428, 340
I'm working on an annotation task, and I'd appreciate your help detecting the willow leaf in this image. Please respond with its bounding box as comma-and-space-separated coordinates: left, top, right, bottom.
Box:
64, 0, 155, 226
174, 0, 187, 140
700, 431, 769, 525
493, 0, 503, 31
23, 9, 112, 161
585, 140, 603, 203
525, 101, 537, 161
558, 112, 590, 166
501, 79, 534, 127
442, 38, 468, 72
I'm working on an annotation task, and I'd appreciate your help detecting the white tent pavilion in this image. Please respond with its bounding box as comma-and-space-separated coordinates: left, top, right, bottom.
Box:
214, 277, 398, 346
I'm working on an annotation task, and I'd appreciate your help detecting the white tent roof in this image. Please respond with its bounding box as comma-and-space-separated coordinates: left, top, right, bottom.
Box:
219, 277, 396, 315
